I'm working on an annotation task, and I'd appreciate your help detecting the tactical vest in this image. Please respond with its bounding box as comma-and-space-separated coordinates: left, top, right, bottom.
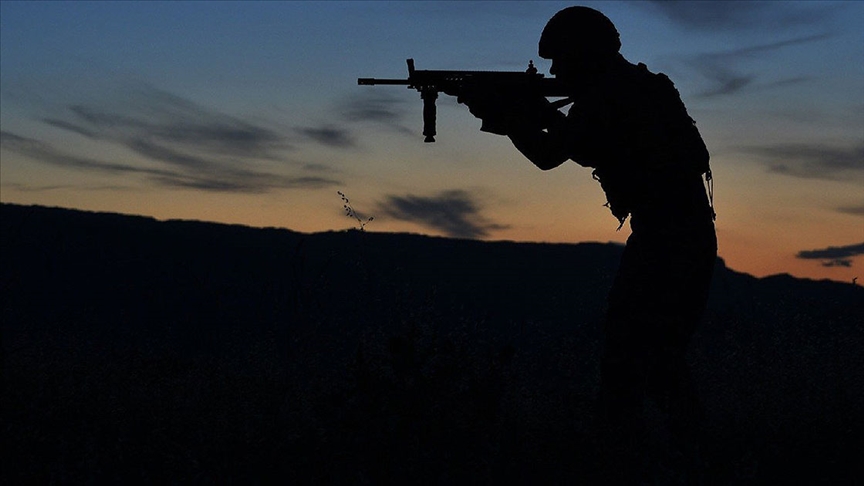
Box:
581, 63, 713, 227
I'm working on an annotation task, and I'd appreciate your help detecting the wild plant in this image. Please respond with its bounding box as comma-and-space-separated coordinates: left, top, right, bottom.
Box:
337, 191, 374, 231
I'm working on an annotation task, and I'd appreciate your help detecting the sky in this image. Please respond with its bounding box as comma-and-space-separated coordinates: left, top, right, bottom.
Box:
1, 1, 862, 283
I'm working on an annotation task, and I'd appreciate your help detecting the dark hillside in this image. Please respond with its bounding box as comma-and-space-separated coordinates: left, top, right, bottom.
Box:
2, 203, 862, 484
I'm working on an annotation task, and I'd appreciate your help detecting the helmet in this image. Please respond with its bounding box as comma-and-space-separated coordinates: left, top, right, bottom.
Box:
539, 6, 621, 60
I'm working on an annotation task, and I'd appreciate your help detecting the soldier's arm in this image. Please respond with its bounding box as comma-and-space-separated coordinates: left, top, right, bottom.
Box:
458, 89, 593, 170
507, 125, 571, 171
508, 106, 607, 171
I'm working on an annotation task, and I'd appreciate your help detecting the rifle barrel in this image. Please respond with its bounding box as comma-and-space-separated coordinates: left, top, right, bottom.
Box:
357, 78, 410, 86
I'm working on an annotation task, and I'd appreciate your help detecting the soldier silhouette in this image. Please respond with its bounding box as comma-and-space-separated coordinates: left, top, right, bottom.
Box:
459, 6, 718, 482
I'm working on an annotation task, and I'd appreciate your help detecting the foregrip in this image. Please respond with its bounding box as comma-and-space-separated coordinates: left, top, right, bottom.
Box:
421, 89, 438, 143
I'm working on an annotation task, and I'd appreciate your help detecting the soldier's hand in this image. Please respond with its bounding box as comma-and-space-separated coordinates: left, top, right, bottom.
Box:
456, 85, 507, 120
458, 85, 555, 135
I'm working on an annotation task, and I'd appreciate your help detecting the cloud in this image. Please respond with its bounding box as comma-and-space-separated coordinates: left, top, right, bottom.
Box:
762, 76, 811, 90
1, 131, 177, 177
377, 190, 508, 239
695, 71, 755, 99
0, 181, 131, 193
1, 130, 338, 193
2, 83, 344, 193
645, 1, 770, 30
796, 242, 864, 268
42, 118, 98, 139
718, 34, 832, 57
296, 125, 356, 148
688, 34, 830, 98
837, 205, 864, 216
745, 142, 864, 181
644, 1, 834, 31
54, 88, 290, 160
343, 91, 414, 136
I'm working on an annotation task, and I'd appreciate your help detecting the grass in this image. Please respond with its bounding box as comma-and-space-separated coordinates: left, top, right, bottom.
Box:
7, 276, 859, 484
2, 204, 862, 484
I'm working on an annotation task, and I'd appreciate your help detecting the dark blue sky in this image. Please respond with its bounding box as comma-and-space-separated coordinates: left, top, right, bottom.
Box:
1, 1, 862, 281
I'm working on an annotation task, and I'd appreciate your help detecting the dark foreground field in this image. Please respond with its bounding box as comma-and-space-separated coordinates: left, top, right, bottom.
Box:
2, 203, 862, 484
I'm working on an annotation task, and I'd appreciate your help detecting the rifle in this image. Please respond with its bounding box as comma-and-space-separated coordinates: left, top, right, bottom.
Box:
358, 59, 572, 142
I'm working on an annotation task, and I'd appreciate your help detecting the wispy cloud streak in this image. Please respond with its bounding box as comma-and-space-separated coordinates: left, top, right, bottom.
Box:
3, 84, 343, 192
746, 142, 864, 181
1, 130, 338, 193
837, 205, 864, 216
2, 131, 177, 177
645, 1, 834, 31
296, 125, 356, 148
689, 34, 830, 98
797, 242, 864, 268
377, 190, 508, 239
55, 89, 289, 160
343, 91, 414, 136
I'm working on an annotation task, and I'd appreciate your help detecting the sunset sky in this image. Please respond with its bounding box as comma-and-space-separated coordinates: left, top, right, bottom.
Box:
2, 1, 862, 282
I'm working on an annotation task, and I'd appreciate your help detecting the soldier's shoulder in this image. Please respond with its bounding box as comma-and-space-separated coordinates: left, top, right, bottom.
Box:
631, 63, 682, 103
636, 62, 673, 84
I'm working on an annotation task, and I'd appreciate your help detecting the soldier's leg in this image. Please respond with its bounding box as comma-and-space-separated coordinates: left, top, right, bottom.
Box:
643, 230, 716, 480
597, 234, 656, 480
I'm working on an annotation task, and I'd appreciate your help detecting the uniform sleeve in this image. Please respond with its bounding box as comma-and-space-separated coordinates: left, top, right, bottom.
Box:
560, 93, 621, 168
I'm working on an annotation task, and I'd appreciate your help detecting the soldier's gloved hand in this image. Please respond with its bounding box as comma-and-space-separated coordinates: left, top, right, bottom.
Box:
456, 85, 508, 120
457, 85, 553, 135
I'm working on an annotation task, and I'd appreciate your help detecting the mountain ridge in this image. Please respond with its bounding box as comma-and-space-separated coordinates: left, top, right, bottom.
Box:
2, 202, 862, 484
5, 201, 856, 285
